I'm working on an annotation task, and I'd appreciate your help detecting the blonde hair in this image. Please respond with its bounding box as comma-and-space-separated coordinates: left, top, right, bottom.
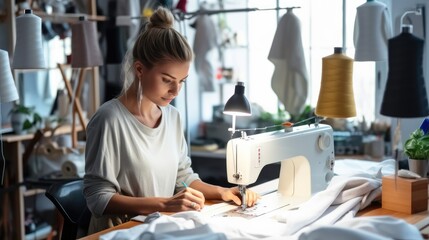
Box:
120, 6, 193, 95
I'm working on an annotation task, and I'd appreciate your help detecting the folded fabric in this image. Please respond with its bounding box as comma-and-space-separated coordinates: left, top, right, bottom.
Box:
273, 175, 382, 236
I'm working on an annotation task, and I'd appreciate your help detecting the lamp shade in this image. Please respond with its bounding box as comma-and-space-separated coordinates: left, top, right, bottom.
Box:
223, 81, 252, 116
315, 47, 356, 118
71, 17, 103, 68
0, 50, 19, 103
12, 9, 46, 69
380, 32, 429, 117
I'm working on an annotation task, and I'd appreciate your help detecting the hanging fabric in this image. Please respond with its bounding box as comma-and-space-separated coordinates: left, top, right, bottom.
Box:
192, 9, 219, 92
268, 8, 308, 116
353, 0, 392, 61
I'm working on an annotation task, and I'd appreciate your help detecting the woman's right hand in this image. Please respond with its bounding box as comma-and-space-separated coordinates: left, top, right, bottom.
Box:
163, 187, 205, 212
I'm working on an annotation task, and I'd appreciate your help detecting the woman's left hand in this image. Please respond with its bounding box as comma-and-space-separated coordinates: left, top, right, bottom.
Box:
220, 187, 260, 207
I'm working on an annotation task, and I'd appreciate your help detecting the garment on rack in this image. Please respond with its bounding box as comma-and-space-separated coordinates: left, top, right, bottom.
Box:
353, 0, 392, 61
192, 12, 219, 92
380, 31, 428, 117
175, 0, 187, 12
116, 0, 141, 48
268, 9, 308, 116
106, 0, 127, 64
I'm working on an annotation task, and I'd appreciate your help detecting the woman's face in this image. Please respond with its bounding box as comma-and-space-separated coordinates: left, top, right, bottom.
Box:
137, 60, 190, 106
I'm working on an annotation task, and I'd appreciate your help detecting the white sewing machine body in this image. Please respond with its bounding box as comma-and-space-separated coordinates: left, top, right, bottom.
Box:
226, 123, 335, 198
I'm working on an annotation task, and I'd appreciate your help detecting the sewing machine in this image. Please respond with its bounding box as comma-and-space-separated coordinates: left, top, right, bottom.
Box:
226, 123, 335, 210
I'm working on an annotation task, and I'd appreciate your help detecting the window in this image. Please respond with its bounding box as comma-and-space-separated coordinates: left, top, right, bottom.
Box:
244, 0, 375, 122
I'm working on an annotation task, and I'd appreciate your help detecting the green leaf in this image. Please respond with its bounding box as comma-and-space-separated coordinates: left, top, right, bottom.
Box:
404, 128, 429, 159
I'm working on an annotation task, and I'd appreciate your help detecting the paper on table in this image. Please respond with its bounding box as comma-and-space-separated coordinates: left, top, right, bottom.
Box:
132, 179, 285, 222
132, 215, 148, 223
202, 192, 295, 219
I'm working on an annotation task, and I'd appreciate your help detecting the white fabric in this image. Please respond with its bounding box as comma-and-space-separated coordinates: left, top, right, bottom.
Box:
84, 99, 200, 231
273, 176, 382, 236
268, 9, 308, 116
353, 0, 392, 61
334, 158, 395, 177
299, 216, 422, 240
193, 12, 218, 92
100, 212, 227, 240
100, 212, 422, 240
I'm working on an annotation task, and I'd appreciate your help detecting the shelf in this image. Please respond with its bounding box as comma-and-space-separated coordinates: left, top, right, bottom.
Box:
23, 188, 45, 197
2, 124, 84, 143
19, 10, 107, 24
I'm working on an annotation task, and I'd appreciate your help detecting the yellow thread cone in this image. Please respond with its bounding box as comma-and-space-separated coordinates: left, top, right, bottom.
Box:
315, 48, 356, 118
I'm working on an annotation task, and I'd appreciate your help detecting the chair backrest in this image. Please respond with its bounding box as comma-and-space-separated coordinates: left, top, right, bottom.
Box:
45, 179, 91, 240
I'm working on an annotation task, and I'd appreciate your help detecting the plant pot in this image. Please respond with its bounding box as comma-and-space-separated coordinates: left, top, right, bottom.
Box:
10, 112, 29, 135
408, 158, 428, 178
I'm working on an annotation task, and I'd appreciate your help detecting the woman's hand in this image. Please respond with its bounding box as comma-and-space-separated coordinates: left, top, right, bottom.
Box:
220, 187, 260, 207
163, 187, 205, 212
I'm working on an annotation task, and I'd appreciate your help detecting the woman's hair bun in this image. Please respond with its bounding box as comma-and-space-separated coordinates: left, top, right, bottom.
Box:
146, 7, 174, 29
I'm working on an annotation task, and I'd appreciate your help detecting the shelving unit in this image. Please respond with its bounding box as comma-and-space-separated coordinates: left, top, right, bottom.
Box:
1, 1, 100, 238
1, 124, 84, 239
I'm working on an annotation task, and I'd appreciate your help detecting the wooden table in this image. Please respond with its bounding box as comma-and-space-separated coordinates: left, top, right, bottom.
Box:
1, 124, 83, 240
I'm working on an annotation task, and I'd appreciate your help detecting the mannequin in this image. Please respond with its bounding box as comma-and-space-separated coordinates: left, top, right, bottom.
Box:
380, 24, 428, 117
353, 0, 392, 61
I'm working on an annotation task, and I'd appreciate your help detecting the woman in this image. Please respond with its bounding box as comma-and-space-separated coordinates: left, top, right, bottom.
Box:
83, 6, 259, 234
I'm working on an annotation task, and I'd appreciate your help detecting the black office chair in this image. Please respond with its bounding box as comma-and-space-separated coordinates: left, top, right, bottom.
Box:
45, 179, 91, 240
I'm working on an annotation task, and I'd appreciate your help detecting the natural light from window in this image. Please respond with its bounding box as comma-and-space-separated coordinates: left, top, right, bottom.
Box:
244, 0, 375, 123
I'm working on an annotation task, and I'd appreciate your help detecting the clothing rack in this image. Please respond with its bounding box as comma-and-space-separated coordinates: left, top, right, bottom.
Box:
173, 6, 301, 21
20, 6, 301, 24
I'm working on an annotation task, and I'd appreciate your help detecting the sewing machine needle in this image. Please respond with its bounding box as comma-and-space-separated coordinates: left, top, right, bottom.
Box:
239, 185, 246, 210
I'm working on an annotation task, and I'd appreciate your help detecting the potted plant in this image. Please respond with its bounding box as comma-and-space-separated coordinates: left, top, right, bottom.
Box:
9, 104, 42, 135
404, 128, 429, 177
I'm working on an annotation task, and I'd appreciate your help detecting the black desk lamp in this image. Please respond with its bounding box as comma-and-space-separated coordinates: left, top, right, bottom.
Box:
223, 81, 252, 134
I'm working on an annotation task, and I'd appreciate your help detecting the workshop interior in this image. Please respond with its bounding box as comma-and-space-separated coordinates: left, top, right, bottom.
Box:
1, 0, 429, 239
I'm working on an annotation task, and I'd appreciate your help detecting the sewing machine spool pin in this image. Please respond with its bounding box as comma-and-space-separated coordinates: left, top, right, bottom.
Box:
240, 131, 247, 139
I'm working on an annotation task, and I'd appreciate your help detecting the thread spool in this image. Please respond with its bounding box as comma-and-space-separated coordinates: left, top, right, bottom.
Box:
71, 17, 103, 68
315, 47, 356, 118
13, 9, 46, 69
0, 50, 19, 102
62, 160, 85, 178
